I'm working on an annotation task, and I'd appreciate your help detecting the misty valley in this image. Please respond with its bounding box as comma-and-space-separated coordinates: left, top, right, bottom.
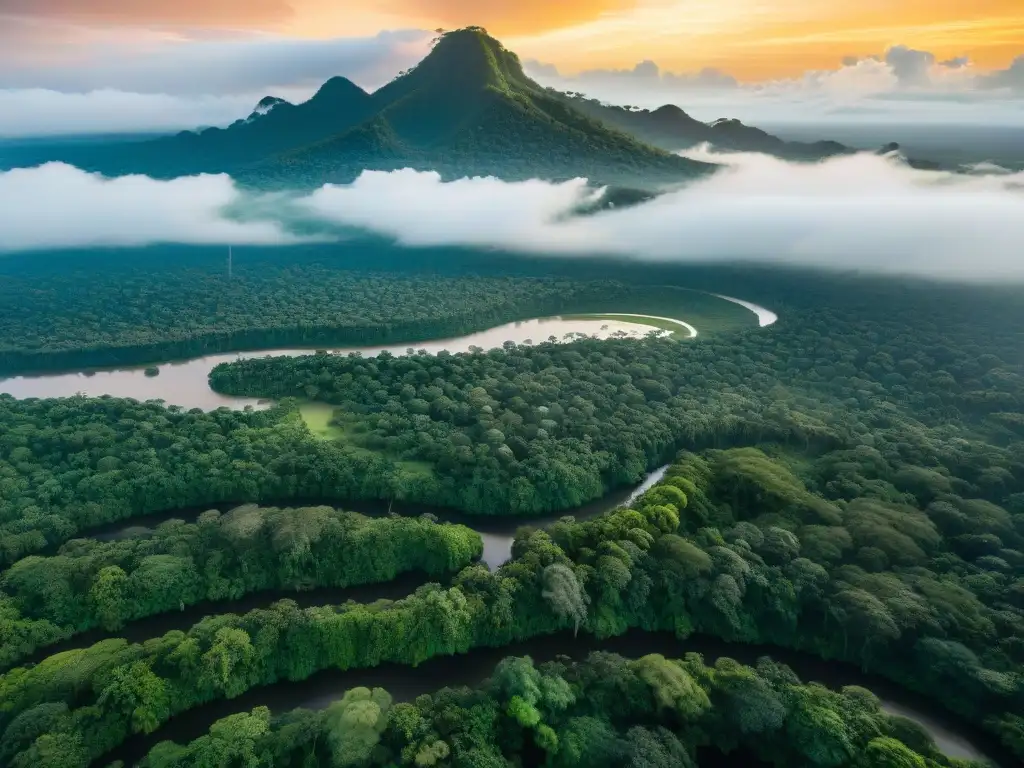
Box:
1, 20, 1023, 768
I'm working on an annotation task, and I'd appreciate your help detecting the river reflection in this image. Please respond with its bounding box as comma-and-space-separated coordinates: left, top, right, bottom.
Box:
0, 316, 673, 410
104, 630, 999, 768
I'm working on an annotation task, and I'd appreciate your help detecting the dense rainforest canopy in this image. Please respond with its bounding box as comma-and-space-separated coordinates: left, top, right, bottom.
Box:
0, 246, 1022, 767
0, 244, 751, 374
0, 505, 481, 670
1, 451, 1020, 767
143, 651, 975, 768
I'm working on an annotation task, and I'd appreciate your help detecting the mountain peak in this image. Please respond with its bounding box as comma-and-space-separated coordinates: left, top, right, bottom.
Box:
256, 95, 288, 110
390, 26, 532, 94
648, 104, 704, 129
248, 96, 289, 121
312, 76, 370, 105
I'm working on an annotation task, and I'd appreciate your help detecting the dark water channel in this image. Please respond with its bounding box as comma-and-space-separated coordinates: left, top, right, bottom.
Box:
29, 469, 668, 663
102, 630, 1005, 768
36, 470, 1006, 768
76, 466, 670, 571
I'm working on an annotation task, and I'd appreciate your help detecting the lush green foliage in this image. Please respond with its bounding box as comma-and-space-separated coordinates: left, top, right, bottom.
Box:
0, 250, 631, 374
0, 505, 481, 670
210, 272, 1024, 519
0, 396, 381, 567
2, 447, 1020, 766
0, 246, 751, 374
254, 29, 708, 188
2, 259, 1023, 765
142, 651, 975, 768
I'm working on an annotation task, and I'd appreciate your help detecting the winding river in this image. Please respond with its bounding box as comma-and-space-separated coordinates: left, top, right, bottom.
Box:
0, 293, 777, 411
100, 629, 1002, 768
0, 315, 679, 410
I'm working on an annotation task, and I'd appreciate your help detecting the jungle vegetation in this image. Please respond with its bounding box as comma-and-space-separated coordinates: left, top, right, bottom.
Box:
142, 651, 980, 768
0, 249, 1022, 766
1, 448, 1021, 767
0, 506, 481, 670
0, 245, 752, 375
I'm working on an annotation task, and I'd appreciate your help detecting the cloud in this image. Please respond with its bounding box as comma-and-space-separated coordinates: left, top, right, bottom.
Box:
525, 44, 1024, 126
883, 45, 936, 87
665, 68, 738, 90
798, 57, 898, 98
0, 163, 300, 250
4, 154, 1023, 283
0, 29, 431, 95
303, 171, 602, 251
980, 55, 1024, 91
296, 155, 1024, 281
0, 29, 433, 137
522, 58, 561, 79
526, 58, 737, 92
0, 90, 260, 137
940, 56, 970, 69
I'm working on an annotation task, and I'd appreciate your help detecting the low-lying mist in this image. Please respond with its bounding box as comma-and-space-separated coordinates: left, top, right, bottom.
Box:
2, 150, 1022, 282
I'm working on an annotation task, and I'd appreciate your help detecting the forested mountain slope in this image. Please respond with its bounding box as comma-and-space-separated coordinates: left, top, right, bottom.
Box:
7, 28, 710, 189
247, 28, 711, 187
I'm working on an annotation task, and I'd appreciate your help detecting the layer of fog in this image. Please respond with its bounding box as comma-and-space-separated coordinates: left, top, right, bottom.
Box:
0, 163, 302, 250
0, 29, 431, 138
2, 152, 1022, 282
0, 90, 267, 139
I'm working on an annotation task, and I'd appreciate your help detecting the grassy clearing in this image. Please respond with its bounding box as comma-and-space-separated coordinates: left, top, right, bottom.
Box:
298, 402, 439, 478
298, 402, 348, 441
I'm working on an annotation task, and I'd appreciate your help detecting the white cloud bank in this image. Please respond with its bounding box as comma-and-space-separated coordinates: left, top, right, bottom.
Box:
2, 154, 1023, 282
302, 156, 1024, 281
0, 90, 261, 138
0, 163, 300, 250
0, 29, 431, 137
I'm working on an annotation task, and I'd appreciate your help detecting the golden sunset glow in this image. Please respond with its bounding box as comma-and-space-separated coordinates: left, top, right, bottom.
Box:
279, 0, 1024, 79
6, 1, 1021, 80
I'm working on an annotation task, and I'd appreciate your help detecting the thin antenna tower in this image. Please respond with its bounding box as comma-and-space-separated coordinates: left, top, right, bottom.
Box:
228, 246, 233, 279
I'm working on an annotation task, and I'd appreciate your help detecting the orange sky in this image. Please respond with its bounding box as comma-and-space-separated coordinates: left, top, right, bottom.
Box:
8, 1, 1021, 79
278, 0, 1024, 79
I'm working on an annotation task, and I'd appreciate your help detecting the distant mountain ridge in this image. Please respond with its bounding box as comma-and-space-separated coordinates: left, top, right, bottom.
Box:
558, 92, 947, 169
563, 96, 852, 160
4, 27, 941, 186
